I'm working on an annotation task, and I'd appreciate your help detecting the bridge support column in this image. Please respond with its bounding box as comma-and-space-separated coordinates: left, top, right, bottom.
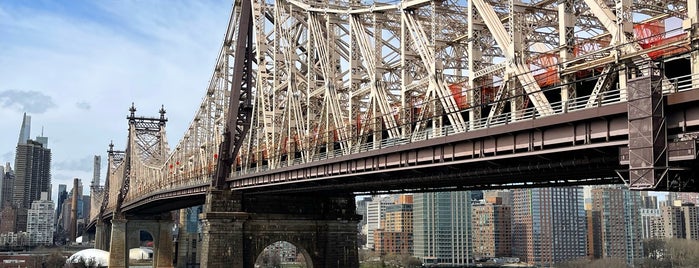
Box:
626, 65, 667, 189
200, 190, 245, 268
244, 216, 359, 268
108, 216, 175, 268
200, 190, 360, 268
95, 220, 110, 251
154, 220, 175, 268
108, 219, 129, 268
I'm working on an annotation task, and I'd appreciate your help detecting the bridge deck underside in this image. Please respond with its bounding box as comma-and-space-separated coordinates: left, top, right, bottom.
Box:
230, 95, 699, 194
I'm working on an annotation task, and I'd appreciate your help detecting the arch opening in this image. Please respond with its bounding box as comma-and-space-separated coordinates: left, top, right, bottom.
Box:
255, 241, 312, 268
129, 230, 154, 267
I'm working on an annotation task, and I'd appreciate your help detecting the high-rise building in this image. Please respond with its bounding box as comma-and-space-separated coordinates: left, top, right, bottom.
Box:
16, 113, 30, 145
59, 197, 72, 234
483, 190, 513, 207
661, 204, 686, 238
640, 192, 658, 209
0, 205, 17, 234
92, 156, 101, 187
640, 208, 661, 239
471, 190, 484, 201
365, 195, 395, 249
27, 192, 54, 246
472, 197, 511, 258
659, 203, 699, 240
590, 186, 644, 265
356, 196, 371, 230
413, 191, 471, 266
374, 194, 413, 255
74, 180, 84, 220
77, 194, 91, 237
0, 166, 3, 206
675, 192, 699, 205
12, 114, 51, 232
586, 210, 602, 259
682, 205, 699, 240
176, 206, 203, 267
512, 187, 587, 267
1, 163, 14, 209
56, 184, 67, 228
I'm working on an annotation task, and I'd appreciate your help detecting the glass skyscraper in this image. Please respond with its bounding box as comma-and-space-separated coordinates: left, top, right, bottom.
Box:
413, 191, 472, 265
512, 187, 587, 267
12, 114, 51, 232
591, 186, 644, 265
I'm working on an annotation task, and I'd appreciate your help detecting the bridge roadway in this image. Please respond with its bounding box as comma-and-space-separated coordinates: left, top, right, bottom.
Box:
118, 87, 699, 215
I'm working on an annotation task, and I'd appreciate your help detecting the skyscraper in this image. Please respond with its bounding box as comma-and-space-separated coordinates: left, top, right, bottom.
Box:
660, 203, 699, 240
591, 186, 644, 265
374, 194, 413, 256
356, 196, 371, 229
0, 166, 4, 208
56, 184, 67, 222
675, 192, 699, 205
639, 192, 658, 209
586, 210, 602, 259
365, 195, 395, 249
640, 208, 661, 239
413, 191, 471, 266
12, 114, 52, 232
512, 187, 587, 267
27, 192, 54, 246
472, 197, 512, 258
0, 163, 14, 208
0, 205, 17, 234
16, 113, 30, 145
92, 155, 101, 187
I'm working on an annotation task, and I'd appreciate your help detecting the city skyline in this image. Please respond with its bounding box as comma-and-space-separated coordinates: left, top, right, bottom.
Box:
0, 1, 231, 201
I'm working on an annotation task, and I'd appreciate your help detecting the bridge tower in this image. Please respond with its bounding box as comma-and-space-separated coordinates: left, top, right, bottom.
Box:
107, 104, 176, 268
198, 1, 360, 267
94, 141, 123, 251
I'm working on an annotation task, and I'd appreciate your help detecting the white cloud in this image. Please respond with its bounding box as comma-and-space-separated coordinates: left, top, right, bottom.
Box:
0, 90, 57, 113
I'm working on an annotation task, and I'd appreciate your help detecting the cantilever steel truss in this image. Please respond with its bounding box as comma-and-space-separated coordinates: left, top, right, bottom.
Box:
91, 0, 699, 222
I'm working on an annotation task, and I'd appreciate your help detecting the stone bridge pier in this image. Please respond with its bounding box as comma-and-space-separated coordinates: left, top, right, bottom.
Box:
94, 220, 112, 251
200, 190, 360, 268
108, 213, 175, 268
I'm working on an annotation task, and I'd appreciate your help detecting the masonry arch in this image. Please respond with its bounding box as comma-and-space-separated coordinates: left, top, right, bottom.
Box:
126, 229, 155, 266
253, 241, 312, 268
122, 219, 173, 268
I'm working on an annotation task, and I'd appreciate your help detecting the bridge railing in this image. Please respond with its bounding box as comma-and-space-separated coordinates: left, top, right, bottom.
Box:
234, 71, 699, 177
663, 72, 699, 94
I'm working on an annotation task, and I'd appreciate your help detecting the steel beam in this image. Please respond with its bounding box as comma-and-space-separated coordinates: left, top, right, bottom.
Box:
471, 0, 554, 117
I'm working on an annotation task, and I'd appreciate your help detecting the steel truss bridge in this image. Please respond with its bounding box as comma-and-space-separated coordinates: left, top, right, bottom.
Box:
90, 0, 699, 223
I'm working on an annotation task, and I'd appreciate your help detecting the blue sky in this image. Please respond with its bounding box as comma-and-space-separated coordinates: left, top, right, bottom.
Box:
0, 0, 230, 200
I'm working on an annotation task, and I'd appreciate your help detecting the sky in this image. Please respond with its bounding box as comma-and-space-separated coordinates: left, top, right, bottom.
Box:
0, 0, 231, 201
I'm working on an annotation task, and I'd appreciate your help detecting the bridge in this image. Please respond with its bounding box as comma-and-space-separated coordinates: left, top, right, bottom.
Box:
87, 0, 699, 267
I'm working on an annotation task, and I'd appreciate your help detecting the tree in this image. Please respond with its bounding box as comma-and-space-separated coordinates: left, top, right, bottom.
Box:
666, 238, 699, 267
643, 238, 666, 260
557, 258, 627, 268
400, 254, 422, 268
44, 251, 67, 268
71, 256, 99, 268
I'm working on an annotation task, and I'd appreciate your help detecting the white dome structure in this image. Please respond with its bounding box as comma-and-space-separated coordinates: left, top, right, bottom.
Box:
129, 247, 154, 260
66, 248, 109, 267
